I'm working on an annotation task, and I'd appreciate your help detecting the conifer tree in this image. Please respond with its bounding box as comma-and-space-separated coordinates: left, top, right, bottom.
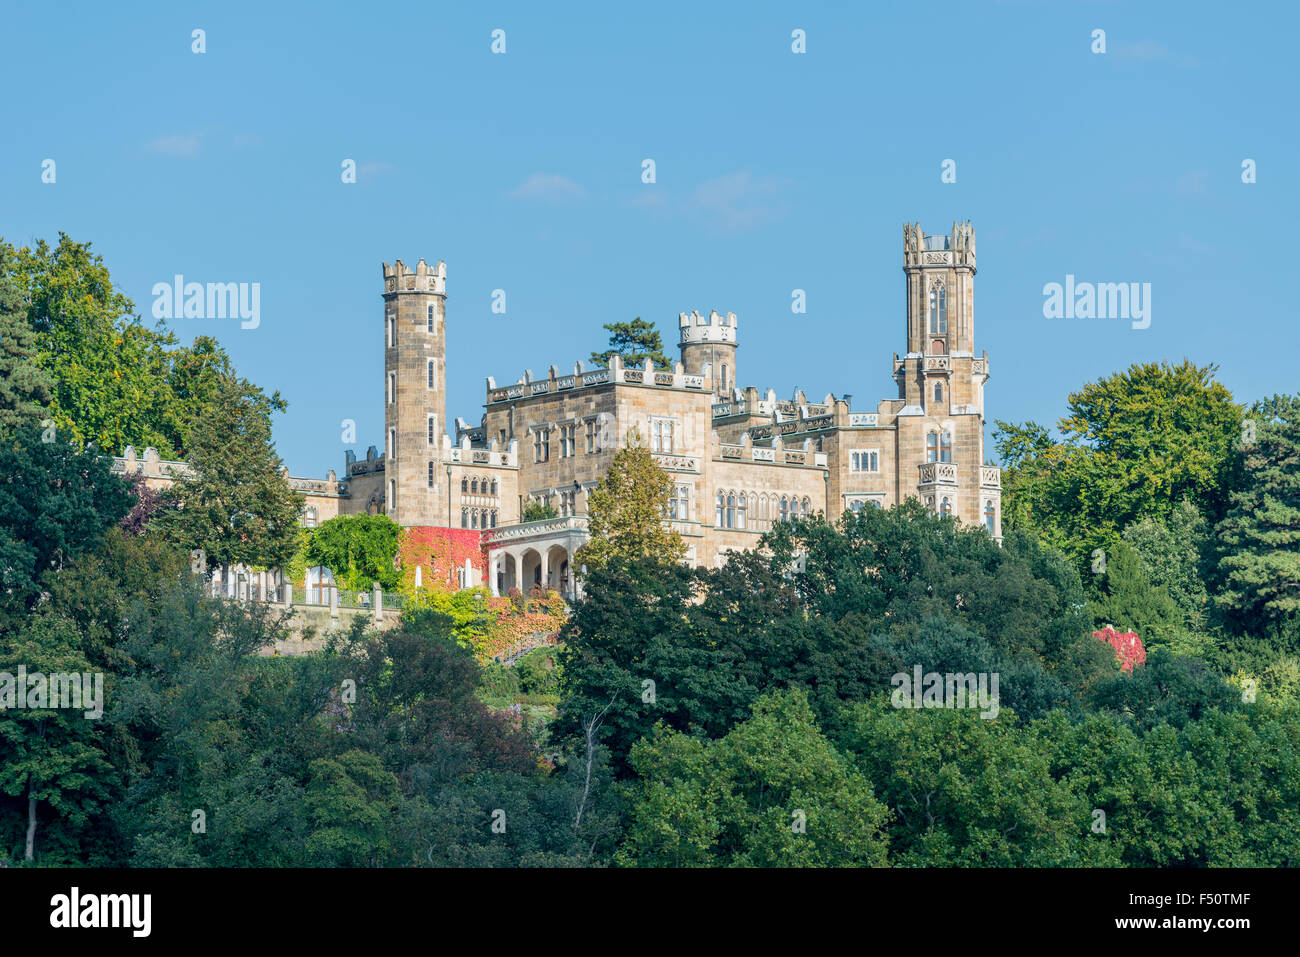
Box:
1215, 395, 1300, 636
151, 377, 302, 587
0, 246, 52, 432
589, 318, 671, 370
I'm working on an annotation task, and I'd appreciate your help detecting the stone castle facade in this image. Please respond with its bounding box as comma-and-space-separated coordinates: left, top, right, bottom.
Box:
114, 222, 1001, 599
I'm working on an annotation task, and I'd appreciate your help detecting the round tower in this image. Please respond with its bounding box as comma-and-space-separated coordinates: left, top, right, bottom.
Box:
382, 257, 447, 526
678, 309, 738, 398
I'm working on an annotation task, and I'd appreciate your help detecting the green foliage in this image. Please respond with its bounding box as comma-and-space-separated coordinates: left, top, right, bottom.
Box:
840, 699, 1113, 866
0, 614, 114, 864
589, 318, 670, 370
304, 514, 401, 590
995, 361, 1243, 565
1089, 648, 1240, 732
1122, 499, 1212, 633
1214, 394, 1300, 637
522, 498, 557, 522
149, 377, 302, 573
574, 435, 685, 573
1087, 540, 1185, 650
0, 245, 53, 432
304, 750, 403, 867
4, 234, 282, 458
516, 646, 559, 696
618, 690, 890, 867
0, 425, 132, 617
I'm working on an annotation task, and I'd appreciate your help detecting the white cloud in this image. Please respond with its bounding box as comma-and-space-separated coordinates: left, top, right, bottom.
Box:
144, 133, 202, 158
508, 172, 586, 202
689, 170, 788, 232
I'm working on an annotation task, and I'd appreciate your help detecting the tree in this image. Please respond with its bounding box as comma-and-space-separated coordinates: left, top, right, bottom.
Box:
589, 318, 671, 370
522, 499, 557, 522
5, 234, 282, 459
573, 430, 685, 573
0, 425, 133, 618
840, 699, 1112, 866
1086, 540, 1185, 651
994, 361, 1243, 565
1122, 499, 1212, 633
1214, 394, 1300, 639
618, 690, 890, 867
304, 514, 401, 590
0, 614, 114, 863
150, 378, 303, 586
304, 750, 404, 867
0, 246, 53, 432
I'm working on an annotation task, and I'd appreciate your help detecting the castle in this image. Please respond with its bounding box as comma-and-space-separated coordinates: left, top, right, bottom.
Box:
113, 222, 1001, 600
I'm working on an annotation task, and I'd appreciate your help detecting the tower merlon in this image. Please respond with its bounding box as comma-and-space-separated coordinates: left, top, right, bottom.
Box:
678, 309, 738, 344
903, 221, 975, 270
382, 257, 447, 294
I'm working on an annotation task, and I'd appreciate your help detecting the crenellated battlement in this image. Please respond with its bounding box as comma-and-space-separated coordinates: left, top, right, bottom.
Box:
485, 354, 707, 404
903, 221, 975, 269
679, 309, 738, 344
382, 257, 447, 295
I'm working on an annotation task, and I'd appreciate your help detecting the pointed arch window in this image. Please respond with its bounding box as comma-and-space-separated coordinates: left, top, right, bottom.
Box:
940, 431, 953, 463
940, 496, 952, 517
934, 382, 943, 404
928, 283, 947, 335
926, 431, 938, 463
716, 491, 725, 527
985, 500, 997, 535
736, 493, 747, 530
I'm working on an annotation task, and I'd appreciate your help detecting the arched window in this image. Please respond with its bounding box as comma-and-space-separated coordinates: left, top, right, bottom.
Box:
985, 500, 996, 535
461, 477, 468, 493
721, 363, 730, 391
491, 510, 498, 528
491, 480, 498, 495
716, 491, 725, 527
934, 382, 943, 403
460, 507, 468, 528
802, 497, 811, 517
940, 496, 952, 517
427, 461, 434, 488
471, 477, 479, 494
928, 283, 947, 335
427, 304, 435, 332
726, 493, 736, 529
926, 431, 938, 463
737, 493, 747, 530
428, 359, 436, 389
940, 431, 953, 463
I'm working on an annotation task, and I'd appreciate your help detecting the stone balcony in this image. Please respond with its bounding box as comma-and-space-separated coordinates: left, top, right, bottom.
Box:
917, 462, 959, 486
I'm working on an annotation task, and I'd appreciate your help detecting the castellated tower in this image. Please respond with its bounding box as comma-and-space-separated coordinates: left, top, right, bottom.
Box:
678, 309, 738, 398
895, 221, 998, 534
382, 258, 447, 526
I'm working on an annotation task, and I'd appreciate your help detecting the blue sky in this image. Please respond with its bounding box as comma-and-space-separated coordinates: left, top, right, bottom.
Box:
3, 0, 1296, 477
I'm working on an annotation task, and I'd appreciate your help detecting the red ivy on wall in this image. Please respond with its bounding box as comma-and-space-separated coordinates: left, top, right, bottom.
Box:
1093, 626, 1146, 672
399, 526, 487, 589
